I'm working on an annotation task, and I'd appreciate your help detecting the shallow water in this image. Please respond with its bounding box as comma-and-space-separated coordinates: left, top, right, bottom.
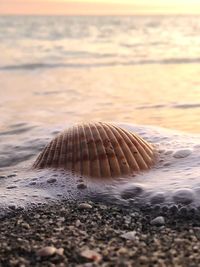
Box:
0, 122, 200, 216
0, 15, 200, 215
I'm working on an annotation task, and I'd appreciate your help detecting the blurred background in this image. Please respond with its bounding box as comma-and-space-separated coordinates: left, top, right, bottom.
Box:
0, 0, 200, 134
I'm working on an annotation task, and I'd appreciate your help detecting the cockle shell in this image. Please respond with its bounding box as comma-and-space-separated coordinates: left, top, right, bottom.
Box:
33, 122, 156, 178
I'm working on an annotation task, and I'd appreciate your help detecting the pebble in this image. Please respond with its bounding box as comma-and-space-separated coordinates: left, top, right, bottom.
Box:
56, 248, 64, 256
6, 185, 18, 189
78, 203, 93, 210
29, 181, 37, 185
0, 175, 6, 179
75, 219, 82, 227
77, 183, 87, 189
139, 255, 149, 264
8, 205, 17, 210
7, 174, 17, 178
37, 246, 57, 257
47, 178, 57, 184
173, 149, 192, 158
150, 216, 165, 226
121, 185, 143, 199
150, 192, 165, 204
173, 189, 194, 204
121, 231, 137, 240
80, 249, 102, 262
1, 201, 200, 266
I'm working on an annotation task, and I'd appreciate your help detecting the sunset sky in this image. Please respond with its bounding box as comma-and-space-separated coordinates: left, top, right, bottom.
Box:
1, 0, 200, 15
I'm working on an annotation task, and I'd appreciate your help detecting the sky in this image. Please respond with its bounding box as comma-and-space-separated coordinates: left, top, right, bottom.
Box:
1, 0, 200, 15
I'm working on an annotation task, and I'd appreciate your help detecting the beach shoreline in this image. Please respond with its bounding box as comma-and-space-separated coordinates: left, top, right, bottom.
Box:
1, 201, 200, 267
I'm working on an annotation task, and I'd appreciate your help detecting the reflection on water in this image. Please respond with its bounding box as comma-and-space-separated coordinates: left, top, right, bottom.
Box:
0, 15, 200, 134
0, 64, 200, 133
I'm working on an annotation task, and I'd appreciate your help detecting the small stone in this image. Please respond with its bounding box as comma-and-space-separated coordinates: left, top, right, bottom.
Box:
173, 189, 194, 204
34, 214, 40, 219
29, 181, 37, 185
78, 203, 93, 210
47, 178, 57, 183
75, 219, 81, 227
150, 216, 165, 226
6, 185, 17, 189
179, 207, 188, 216
22, 222, 31, 229
117, 247, 128, 255
56, 248, 64, 256
99, 204, 107, 210
77, 183, 87, 189
7, 173, 17, 178
150, 192, 165, 204
0, 175, 6, 179
173, 149, 192, 158
8, 205, 17, 210
121, 231, 137, 240
37, 246, 57, 257
169, 205, 178, 214
121, 185, 143, 199
163, 162, 171, 166
80, 249, 102, 262
139, 256, 149, 264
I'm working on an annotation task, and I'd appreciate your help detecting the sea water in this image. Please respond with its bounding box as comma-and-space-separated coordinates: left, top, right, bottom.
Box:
0, 15, 200, 215
0, 122, 200, 215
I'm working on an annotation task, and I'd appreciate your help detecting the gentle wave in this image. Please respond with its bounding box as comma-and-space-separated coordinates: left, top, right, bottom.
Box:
137, 103, 200, 110
1, 57, 200, 71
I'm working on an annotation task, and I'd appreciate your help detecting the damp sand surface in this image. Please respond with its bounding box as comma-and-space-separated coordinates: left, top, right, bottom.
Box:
1, 201, 200, 267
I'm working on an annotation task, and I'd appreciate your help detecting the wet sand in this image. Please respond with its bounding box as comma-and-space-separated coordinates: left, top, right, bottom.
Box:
1, 64, 200, 133
1, 201, 200, 267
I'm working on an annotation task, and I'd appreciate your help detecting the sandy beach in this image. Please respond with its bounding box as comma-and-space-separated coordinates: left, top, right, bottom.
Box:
1, 201, 200, 267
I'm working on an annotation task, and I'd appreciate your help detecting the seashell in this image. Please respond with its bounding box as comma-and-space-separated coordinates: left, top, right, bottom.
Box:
33, 122, 157, 178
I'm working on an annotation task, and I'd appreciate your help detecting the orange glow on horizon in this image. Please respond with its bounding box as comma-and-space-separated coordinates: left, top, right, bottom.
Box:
1, 0, 200, 15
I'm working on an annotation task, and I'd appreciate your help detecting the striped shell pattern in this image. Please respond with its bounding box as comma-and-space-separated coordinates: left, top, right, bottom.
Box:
33, 122, 156, 178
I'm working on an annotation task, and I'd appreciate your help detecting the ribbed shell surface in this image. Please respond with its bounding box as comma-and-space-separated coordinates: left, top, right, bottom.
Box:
33, 122, 156, 178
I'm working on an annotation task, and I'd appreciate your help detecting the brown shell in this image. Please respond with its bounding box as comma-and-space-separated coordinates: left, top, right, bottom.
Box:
33, 122, 156, 178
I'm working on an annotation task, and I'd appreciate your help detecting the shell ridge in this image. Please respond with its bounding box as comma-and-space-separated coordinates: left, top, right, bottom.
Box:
126, 131, 154, 166
39, 143, 53, 168
73, 125, 81, 173
71, 126, 77, 172
111, 124, 149, 170
105, 123, 141, 172
97, 122, 121, 177
131, 132, 154, 157
66, 128, 73, 170
87, 123, 101, 177
63, 132, 70, 169
32, 146, 46, 168
58, 132, 67, 168
52, 133, 63, 168
113, 124, 153, 162
91, 123, 111, 178
102, 123, 131, 175
77, 125, 83, 173
45, 139, 57, 168
80, 124, 90, 176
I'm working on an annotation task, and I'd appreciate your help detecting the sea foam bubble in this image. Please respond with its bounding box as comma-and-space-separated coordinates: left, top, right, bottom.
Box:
0, 122, 200, 216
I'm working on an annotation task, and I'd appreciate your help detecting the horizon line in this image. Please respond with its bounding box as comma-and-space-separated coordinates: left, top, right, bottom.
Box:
1, 13, 200, 16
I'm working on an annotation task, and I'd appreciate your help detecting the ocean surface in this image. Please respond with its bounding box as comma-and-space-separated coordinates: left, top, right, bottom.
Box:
0, 15, 200, 132
0, 15, 200, 214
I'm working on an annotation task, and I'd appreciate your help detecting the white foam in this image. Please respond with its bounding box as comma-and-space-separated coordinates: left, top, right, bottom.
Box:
0, 122, 200, 215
